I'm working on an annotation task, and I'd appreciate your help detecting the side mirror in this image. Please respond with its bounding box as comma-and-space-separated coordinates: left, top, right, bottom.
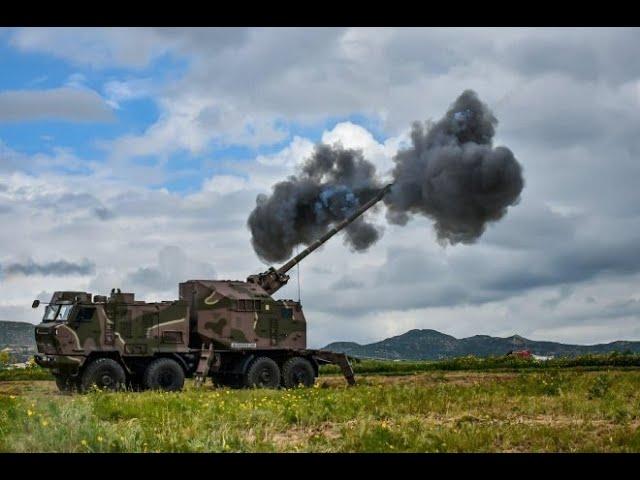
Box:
31, 299, 40, 309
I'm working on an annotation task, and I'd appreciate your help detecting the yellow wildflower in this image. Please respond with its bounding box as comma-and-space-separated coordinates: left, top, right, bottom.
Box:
27, 409, 34, 416
41, 420, 49, 427
81, 440, 88, 447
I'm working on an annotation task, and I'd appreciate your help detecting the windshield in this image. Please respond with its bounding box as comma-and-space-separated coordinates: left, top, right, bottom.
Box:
42, 304, 74, 322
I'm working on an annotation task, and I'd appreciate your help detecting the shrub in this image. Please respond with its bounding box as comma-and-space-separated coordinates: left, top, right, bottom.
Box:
539, 371, 563, 396
0, 364, 53, 381
588, 374, 612, 399
319, 353, 640, 376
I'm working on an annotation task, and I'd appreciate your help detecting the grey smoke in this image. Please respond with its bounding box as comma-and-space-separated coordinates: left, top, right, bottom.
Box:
248, 143, 382, 263
94, 206, 116, 220
1, 258, 95, 277
248, 90, 524, 263
385, 90, 524, 244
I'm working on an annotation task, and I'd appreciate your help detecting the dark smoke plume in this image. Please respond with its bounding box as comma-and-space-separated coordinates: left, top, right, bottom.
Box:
385, 90, 524, 244
248, 143, 383, 262
1, 259, 96, 277
248, 90, 524, 263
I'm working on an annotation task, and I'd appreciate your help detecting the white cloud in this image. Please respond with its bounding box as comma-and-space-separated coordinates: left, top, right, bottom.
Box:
320, 122, 408, 178
0, 87, 114, 122
9, 28, 168, 69
103, 78, 155, 109
202, 174, 249, 195
256, 136, 314, 168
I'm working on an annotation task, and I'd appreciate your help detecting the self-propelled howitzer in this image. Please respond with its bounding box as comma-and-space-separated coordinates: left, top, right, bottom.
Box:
33, 184, 393, 393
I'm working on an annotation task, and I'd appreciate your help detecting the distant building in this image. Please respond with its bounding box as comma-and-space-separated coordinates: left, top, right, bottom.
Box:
532, 354, 554, 361
9, 362, 30, 369
506, 350, 533, 359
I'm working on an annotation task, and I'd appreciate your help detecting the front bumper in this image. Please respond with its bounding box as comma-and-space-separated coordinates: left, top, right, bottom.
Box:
34, 353, 85, 373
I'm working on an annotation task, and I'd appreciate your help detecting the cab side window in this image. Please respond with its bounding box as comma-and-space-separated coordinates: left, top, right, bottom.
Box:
76, 308, 95, 322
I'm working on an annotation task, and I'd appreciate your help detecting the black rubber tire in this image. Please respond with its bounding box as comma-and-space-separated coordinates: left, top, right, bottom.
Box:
245, 356, 281, 389
54, 374, 76, 394
79, 358, 126, 393
143, 358, 185, 391
282, 357, 316, 388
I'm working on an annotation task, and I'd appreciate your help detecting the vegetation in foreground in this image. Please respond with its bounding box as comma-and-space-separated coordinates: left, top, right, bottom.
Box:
322, 352, 640, 375
2, 369, 640, 452
3, 352, 640, 383
0, 365, 52, 382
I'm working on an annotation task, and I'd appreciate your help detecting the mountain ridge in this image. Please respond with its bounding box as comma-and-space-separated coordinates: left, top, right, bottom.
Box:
4, 321, 640, 361
323, 328, 640, 360
0, 320, 36, 348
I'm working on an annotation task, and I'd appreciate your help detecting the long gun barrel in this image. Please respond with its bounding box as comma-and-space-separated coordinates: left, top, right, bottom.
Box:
247, 183, 393, 295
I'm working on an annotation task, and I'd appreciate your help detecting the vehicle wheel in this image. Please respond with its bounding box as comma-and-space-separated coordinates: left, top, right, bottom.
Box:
245, 356, 281, 389
54, 374, 76, 393
143, 358, 185, 391
282, 357, 315, 388
79, 358, 126, 393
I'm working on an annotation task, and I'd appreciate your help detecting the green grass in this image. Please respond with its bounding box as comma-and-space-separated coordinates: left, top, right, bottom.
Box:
2, 369, 640, 452
0, 365, 53, 381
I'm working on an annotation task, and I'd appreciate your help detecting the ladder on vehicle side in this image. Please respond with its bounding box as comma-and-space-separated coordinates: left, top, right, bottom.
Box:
194, 343, 214, 388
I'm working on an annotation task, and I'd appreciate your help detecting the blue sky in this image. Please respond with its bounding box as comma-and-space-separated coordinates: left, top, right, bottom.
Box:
0, 30, 390, 193
2, 27, 640, 348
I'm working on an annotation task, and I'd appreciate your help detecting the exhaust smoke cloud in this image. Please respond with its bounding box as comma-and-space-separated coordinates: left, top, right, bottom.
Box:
385, 90, 524, 244
248, 90, 524, 263
248, 144, 382, 262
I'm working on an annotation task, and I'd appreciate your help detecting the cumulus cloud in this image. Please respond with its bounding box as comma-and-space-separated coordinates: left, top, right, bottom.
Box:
103, 78, 155, 109
0, 87, 113, 122
125, 246, 216, 294
9, 28, 169, 69
9, 27, 250, 69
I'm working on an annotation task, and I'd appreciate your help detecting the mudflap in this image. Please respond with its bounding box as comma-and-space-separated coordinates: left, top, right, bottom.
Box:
309, 350, 356, 386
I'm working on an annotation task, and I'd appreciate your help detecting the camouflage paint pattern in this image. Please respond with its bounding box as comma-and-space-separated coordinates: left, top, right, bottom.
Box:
35, 289, 189, 374
178, 279, 307, 350
35, 280, 307, 374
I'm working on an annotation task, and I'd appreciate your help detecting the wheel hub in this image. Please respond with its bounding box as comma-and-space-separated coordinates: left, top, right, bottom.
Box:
159, 371, 173, 387
259, 368, 272, 384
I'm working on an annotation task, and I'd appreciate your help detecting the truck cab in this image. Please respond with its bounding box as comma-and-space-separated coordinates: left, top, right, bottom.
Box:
34, 289, 194, 393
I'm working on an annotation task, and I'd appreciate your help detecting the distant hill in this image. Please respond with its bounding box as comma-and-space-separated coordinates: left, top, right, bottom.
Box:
324, 329, 640, 360
0, 321, 36, 349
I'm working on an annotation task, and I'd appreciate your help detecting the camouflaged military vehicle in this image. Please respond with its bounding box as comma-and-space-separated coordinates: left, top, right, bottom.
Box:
33, 185, 392, 393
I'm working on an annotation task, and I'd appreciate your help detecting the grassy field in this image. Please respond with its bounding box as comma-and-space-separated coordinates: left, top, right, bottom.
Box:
2, 367, 640, 452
